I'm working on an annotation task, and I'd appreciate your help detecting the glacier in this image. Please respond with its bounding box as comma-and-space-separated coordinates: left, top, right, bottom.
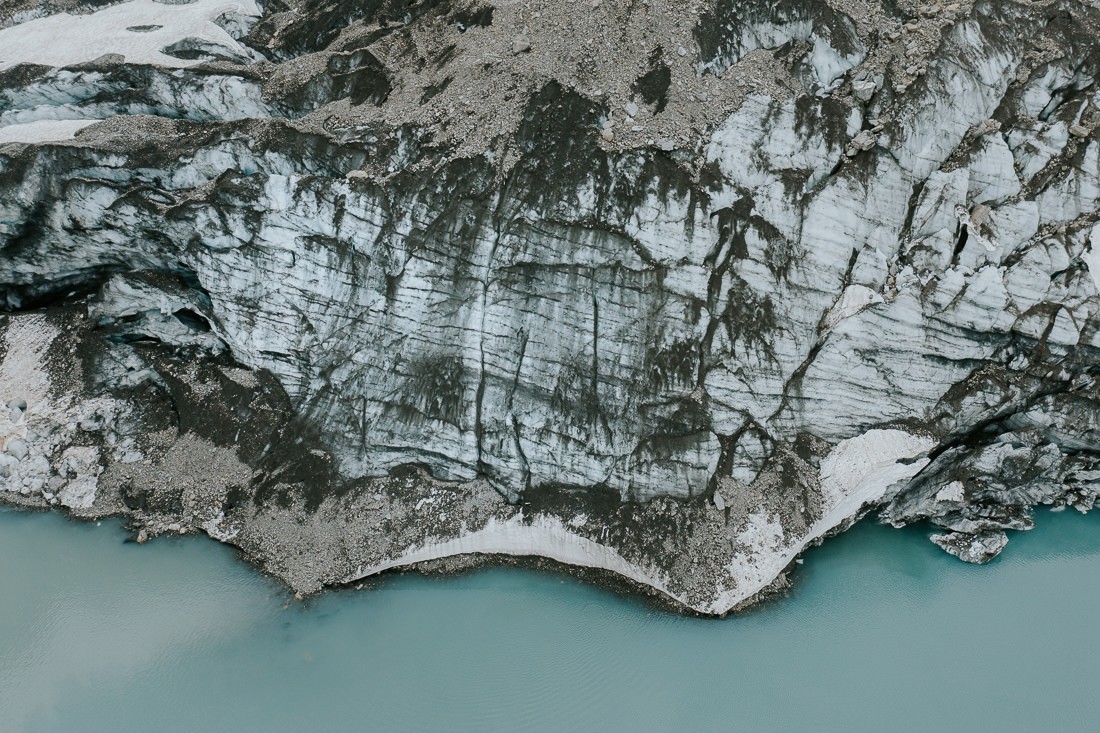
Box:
1, 0, 1099, 614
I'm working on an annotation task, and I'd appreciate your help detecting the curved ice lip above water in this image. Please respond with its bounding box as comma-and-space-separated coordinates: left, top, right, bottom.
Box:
0, 0, 260, 71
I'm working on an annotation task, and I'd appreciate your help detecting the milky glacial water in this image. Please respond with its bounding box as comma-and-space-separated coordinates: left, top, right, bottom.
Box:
2, 506, 1099, 732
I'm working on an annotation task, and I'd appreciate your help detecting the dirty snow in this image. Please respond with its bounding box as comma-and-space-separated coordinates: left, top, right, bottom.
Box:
0, 119, 98, 144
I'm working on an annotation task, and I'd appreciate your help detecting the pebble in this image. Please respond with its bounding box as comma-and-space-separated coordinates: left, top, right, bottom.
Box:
137, 529, 148, 544
624, 101, 639, 117
168, 522, 181, 532
656, 138, 675, 151
1069, 124, 1089, 138
511, 34, 531, 54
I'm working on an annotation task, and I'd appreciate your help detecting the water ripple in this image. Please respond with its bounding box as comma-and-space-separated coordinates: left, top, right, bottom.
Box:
1, 509, 1099, 732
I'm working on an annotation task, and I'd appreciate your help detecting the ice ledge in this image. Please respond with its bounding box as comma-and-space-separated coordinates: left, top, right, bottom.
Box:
347, 513, 681, 604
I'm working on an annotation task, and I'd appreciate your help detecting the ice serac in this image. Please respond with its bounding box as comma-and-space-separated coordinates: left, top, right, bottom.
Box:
1, 0, 1099, 614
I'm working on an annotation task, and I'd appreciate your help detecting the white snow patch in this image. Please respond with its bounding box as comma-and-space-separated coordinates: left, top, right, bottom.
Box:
817, 429, 933, 509
346, 513, 678, 603
0, 0, 260, 71
0, 119, 98, 144
716, 429, 933, 614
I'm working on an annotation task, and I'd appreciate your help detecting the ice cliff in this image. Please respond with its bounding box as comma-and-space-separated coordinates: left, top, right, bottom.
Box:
1, 0, 1099, 614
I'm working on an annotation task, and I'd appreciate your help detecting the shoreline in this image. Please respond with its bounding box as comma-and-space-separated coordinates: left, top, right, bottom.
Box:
2, 307, 1094, 616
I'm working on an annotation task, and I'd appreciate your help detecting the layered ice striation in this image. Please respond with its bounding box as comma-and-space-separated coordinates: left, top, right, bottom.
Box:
1, 0, 1099, 613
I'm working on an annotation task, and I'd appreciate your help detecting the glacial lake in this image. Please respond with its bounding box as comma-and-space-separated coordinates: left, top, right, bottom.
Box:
2, 507, 1098, 732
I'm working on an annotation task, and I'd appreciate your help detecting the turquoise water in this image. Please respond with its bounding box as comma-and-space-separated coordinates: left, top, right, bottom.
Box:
1, 507, 1098, 732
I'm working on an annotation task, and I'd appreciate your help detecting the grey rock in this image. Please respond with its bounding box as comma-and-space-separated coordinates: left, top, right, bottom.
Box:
0, 453, 16, 479
850, 129, 877, 151
852, 78, 877, 102
4, 438, 28, 460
